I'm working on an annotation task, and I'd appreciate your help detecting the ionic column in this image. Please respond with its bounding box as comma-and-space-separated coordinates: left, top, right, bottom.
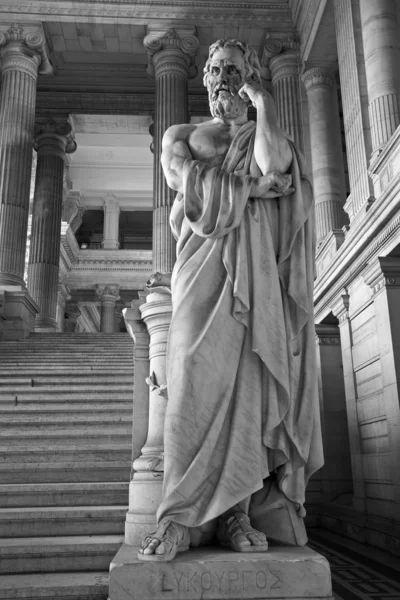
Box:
56, 283, 71, 333
360, 0, 400, 154
302, 68, 346, 245
144, 28, 199, 273
102, 196, 120, 250
27, 119, 76, 331
96, 285, 120, 333
270, 51, 303, 152
0, 24, 52, 287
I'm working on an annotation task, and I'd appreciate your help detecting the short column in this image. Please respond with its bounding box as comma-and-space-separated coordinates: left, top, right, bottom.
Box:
27, 118, 76, 331
302, 68, 347, 245
144, 28, 199, 273
96, 285, 120, 333
102, 196, 120, 250
360, 0, 400, 154
56, 283, 71, 333
331, 294, 365, 512
270, 51, 303, 152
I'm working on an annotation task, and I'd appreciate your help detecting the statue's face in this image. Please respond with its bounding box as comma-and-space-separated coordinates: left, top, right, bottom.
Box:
206, 46, 248, 119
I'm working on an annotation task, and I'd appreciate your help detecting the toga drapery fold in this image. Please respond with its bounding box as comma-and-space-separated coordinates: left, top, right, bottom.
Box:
157, 120, 323, 528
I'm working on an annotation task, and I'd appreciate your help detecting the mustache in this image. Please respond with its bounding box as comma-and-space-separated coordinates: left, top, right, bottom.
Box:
210, 84, 237, 101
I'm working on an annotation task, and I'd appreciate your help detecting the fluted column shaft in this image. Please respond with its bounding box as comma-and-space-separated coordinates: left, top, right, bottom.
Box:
96, 285, 120, 333
302, 68, 346, 244
152, 50, 189, 273
0, 37, 41, 286
27, 120, 76, 331
360, 0, 400, 153
102, 197, 120, 249
270, 51, 303, 152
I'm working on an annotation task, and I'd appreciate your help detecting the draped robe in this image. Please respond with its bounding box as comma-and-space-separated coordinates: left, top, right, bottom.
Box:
157, 120, 323, 529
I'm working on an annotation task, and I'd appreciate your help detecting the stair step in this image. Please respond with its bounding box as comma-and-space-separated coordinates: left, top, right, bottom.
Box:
0, 482, 129, 508
0, 506, 127, 537
0, 445, 131, 463
0, 462, 131, 483
0, 384, 132, 393
0, 413, 132, 424
0, 572, 109, 600
0, 427, 132, 438
0, 402, 132, 411
0, 535, 124, 574
0, 391, 132, 401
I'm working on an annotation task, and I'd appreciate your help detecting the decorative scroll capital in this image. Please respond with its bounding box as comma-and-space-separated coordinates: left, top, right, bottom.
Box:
315, 324, 341, 346
96, 284, 121, 303
270, 51, 300, 83
34, 118, 77, 157
331, 293, 350, 325
302, 67, 334, 93
102, 193, 120, 212
0, 23, 54, 76
143, 26, 199, 79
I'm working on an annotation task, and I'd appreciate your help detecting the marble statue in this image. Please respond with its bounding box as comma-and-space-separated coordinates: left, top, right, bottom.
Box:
138, 39, 323, 561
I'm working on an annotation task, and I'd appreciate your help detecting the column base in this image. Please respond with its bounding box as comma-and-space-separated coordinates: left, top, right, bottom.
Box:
34, 315, 58, 332
0, 286, 39, 340
109, 544, 333, 600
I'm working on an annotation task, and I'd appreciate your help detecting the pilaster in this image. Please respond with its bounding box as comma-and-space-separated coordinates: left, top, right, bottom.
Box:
331, 294, 365, 512
63, 190, 84, 234
143, 27, 199, 274
363, 257, 400, 510
302, 67, 347, 245
315, 324, 353, 503
96, 284, 120, 333
359, 0, 400, 155
28, 118, 76, 332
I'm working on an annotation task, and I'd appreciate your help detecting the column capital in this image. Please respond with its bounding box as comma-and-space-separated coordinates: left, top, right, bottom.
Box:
143, 27, 199, 79
0, 23, 53, 76
315, 324, 341, 345
270, 50, 300, 84
103, 194, 120, 211
363, 257, 400, 295
302, 67, 334, 93
331, 293, 350, 325
95, 284, 120, 303
34, 118, 77, 158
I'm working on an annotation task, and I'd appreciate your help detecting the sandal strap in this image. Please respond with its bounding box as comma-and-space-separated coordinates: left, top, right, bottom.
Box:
140, 519, 184, 547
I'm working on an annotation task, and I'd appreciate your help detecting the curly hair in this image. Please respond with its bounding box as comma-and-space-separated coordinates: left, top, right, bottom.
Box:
203, 39, 262, 88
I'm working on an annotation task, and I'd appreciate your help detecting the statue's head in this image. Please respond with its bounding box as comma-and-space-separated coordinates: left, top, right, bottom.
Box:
203, 39, 262, 119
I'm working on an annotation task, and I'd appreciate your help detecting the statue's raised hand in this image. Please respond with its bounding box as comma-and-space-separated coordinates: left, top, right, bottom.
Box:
251, 172, 294, 199
238, 81, 268, 107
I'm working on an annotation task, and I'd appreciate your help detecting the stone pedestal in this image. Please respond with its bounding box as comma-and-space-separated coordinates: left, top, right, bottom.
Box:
109, 545, 333, 600
0, 287, 38, 340
96, 285, 120, 333
124, 288, 172, 545
27, 118, 76, 332
302, 68, 347, 245
143, 28, 199, 273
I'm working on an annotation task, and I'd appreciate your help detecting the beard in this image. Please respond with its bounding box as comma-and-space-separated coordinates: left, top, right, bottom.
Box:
209, 89, 248, 119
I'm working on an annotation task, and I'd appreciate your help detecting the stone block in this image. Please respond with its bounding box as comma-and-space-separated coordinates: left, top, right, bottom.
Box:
109, 545, 333, 600
0, 288, 38, 340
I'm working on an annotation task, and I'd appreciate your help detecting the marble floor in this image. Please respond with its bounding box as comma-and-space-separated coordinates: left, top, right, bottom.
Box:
308, 529, 400, 600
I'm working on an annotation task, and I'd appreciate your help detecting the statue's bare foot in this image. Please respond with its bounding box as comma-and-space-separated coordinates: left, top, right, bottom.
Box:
137, 518, 190, 562
217, 512, 268, 552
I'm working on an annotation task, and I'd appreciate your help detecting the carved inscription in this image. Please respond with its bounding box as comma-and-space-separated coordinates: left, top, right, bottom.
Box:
153, 568, 281, 595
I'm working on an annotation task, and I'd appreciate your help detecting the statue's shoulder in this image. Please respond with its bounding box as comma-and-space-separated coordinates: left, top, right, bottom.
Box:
164, 122, 197, 145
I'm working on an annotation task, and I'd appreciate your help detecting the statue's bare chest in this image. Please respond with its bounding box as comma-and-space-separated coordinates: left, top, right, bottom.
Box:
187, 125, 238, 166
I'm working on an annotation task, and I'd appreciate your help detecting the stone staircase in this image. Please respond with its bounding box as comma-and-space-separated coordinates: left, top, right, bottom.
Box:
0, 333, 134, 599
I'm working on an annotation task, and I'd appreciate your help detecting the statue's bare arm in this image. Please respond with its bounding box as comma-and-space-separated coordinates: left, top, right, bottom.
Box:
161, 124, 293, 199
239, 83, 292, 176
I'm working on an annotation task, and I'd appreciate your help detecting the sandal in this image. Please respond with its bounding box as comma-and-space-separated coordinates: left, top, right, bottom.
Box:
217, 511, 269, 553
137, 518, 190, 562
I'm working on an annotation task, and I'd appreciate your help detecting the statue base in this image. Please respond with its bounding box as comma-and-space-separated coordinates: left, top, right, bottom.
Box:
109, 544, 334, 600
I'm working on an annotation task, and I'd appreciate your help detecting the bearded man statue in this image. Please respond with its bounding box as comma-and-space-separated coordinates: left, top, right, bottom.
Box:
138, 39, 323, 562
